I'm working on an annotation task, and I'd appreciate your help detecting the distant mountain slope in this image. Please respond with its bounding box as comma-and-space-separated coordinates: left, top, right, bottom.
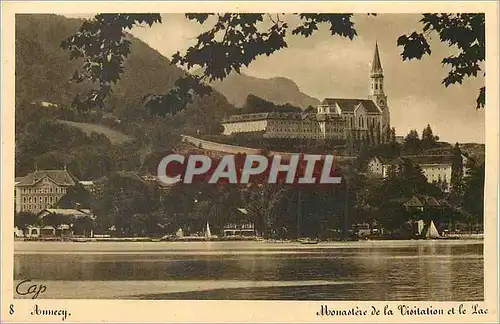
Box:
15, 14, 237, 178
15, 14, 185, 110
210, 73, 320, 109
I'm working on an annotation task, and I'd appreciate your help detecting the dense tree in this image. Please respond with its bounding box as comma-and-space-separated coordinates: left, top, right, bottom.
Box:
462, 161, 485, 222
15, 112, 144, 179
375, 124, 381, 145
14, 211, 39, 230
450, 143, 464, 198
72, 216, 95, 237
62, 13, 485, 116
421, 124, 439, 150
91, 172, 161, 236
403, 129, 421, 154
41, 213, 66, 227
390, 127, 397, 143
242, 184, 288, 236
57, 183, 93, 209
368, 125, 375, 147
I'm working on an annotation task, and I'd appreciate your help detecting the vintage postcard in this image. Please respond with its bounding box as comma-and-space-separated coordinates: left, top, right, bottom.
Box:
1, 1, 499, 323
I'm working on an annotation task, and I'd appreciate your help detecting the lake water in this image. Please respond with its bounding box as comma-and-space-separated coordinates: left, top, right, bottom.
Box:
14, 240, 483, 300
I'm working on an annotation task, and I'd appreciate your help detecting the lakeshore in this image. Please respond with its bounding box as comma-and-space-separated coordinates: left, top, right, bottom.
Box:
14, 238, 483, 254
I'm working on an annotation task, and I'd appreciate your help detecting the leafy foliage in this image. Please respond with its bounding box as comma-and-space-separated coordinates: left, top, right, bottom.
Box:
403, 129, 421, 155
15, 104, 141, 179
397, 14, 485, 108
62, 13, 485, 115
14, 211, 40, 230
172, 14, 288, 80
292, 14, 357, 39
462, 161, 485, 220
143, 75, 212, 117
57, 183, 93, 209
421, 124, 439, 150
91, 172, 162, 236
60, 14, 162, 112
450, 142, 464, 201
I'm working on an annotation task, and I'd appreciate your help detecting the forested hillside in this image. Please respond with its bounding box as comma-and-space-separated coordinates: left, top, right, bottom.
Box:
15, 14, 236, 178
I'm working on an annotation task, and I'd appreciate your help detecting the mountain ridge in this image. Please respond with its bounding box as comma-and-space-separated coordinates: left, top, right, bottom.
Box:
210, 72, 320, 109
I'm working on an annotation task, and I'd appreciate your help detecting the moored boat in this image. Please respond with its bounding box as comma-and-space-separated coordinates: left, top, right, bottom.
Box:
298, 238, 319, 244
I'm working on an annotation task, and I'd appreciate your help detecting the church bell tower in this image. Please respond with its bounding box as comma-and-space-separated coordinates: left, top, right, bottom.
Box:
369, 42, 390, 130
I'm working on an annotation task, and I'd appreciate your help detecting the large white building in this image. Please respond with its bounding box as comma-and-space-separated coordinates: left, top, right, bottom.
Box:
221, 43, 391, 141
15, 169, 78, 213
367, 155, 469, 191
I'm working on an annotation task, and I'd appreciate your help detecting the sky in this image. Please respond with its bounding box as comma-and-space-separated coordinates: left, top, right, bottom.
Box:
67, 13, 486, 143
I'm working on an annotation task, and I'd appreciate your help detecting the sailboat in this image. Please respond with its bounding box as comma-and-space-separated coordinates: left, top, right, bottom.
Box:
205, 221, 213, 240
425, 220, 441, 239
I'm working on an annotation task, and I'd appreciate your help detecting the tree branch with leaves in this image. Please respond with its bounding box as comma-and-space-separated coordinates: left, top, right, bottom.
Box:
62, 13, 486, 116
397, 13, 485, 108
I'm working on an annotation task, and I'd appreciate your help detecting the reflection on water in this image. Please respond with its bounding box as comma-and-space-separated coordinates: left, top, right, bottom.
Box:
14, 241, 483, 300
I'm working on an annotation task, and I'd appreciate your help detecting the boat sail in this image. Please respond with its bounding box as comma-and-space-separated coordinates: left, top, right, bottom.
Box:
205, 221, 212, 239
425, 220, 440, 239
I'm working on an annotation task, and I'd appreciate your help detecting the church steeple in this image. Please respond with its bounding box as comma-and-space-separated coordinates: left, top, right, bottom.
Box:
371, 41, 383, 76
368, 41, 390, 137
369, 41, 385, 99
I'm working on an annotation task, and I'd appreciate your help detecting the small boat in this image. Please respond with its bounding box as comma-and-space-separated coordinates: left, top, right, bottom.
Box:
204, 221, 218, 240
206, 221, 212, 238
425, 220, 442, 239
298, 238, 319, 244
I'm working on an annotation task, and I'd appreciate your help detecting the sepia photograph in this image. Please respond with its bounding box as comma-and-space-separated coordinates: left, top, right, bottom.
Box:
1, 1, 498, 323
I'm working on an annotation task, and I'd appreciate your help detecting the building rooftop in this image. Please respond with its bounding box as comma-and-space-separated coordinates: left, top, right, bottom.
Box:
320, 98, 381, 113
39, 208, 93, 219
221, 111, 347, 124
404, 155, 455, 166
16, 169, 79, 187
373, 155, 455, 166
404, 195, 440, 208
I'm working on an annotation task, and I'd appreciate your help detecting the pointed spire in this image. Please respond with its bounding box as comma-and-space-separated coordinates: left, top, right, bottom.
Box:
371, 41, 383, 75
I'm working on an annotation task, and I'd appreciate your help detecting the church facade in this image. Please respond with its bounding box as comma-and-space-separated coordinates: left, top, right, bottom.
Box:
221, 43, 391, 141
